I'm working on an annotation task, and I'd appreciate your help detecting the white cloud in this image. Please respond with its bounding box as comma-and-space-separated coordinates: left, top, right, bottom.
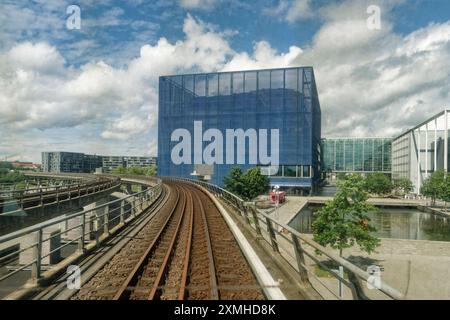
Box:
101, 115, 151, 141
178, 0, 217, 10
292, 0, 450, 137
222, 41, 302, 71
286, 0, 313, 22
7, 42, 66, 74
263, 0, 313, 23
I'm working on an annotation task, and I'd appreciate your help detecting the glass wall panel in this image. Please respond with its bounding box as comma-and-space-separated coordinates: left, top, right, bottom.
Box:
183, 75, 194, 93
363, 139, 373, 171
284, 165, 296, 177
258, 71, 270, 90
195, 75, 206, 97
335, 140, 344, 171
232, 72, 244, 94
303, 165, 310, 178
207, 74, 218, 97
354, 140, 363, 171
219, 73, 231, 96
373, 139, 383, 171
271, 70, 284, 90
383, 139, 392, 172
344, 139, 354, 171
244, 71, 257, 93
285, 69, 298, 91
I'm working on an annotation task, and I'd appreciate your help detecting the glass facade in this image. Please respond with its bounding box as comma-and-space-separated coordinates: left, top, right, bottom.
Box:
42, 152, 156, 174
158, 67, 322, 192
392, 109, 450, 193
321, 138, 392, 174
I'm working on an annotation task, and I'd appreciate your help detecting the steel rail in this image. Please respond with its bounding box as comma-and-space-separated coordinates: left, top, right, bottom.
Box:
177, 187, 194, 300
113, 185, 182, 300
189, 186, 219, 300
148, 188, 192, 300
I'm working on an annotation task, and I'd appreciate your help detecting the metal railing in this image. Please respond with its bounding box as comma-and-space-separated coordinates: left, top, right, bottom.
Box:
168, 177, 404, 300
0, 177, 163, 289
0, 178, 121, 214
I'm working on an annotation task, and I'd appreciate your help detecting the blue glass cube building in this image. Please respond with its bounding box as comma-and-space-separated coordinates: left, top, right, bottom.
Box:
158, 67, 321, 194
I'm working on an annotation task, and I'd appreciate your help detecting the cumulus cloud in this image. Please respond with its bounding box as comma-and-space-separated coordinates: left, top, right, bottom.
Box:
292, 0, 450, 137
101, 115, 151, 141
222, 41, 302, 71
263, 0, 313, 23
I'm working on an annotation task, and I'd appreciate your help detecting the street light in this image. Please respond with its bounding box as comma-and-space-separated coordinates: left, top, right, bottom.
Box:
273, 185, 280, 220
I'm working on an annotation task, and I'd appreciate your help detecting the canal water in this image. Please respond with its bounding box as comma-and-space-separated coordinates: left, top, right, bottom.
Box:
289, 205, 450, 241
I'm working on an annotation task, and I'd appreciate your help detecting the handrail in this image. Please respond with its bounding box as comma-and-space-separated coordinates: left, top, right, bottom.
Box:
0, 176, 163, 292
0, 182, 146, 243
0, 177, 121, 215
165, 177, 404, 301
0, 180, 100, 199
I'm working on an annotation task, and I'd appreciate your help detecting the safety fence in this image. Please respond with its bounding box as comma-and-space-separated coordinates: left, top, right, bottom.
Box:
0, 177, 163, 296
0, 178, 121, 214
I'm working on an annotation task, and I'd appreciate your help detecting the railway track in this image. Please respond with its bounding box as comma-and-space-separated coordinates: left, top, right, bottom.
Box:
72, 181, 264, 300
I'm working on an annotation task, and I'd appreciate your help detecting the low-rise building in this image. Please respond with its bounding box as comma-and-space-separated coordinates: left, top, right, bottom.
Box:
392, 109, 450, 193
321, 137, 392, 179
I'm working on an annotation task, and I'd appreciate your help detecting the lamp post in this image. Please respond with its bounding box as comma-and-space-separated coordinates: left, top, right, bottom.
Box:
273, 185, 280, 221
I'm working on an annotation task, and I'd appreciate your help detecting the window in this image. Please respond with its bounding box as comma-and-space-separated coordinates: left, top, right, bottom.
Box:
303, 166, 311, 178
258, 71, 270, 90
207, 74, 218, 97
284, 165, 297, 177
271, 70, 284, 90
219, 73, 231, 96
232, 72, 244, 94
244, 71, 257, 93
195, 75, 206, 96
183, 75, 194, 97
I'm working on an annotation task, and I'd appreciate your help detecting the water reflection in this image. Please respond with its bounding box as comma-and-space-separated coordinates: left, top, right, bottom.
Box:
289, 205, 450, 241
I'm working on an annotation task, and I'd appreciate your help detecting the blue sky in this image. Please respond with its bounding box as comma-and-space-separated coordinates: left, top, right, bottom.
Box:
1, 0, 450, 162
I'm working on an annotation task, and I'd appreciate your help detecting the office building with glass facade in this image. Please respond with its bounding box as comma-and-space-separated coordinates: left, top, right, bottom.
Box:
392, 109, 450, 193
158, 67, 322, 194
321, 138, 392, 176
42, 152, 100, 173
42, 152, 156, 174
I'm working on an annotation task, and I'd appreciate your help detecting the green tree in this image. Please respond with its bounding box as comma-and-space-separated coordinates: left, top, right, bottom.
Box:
0, 171, 25, 183
223, 167, 245, 197
0, 162, 13, 170
112, 165, 157, 176
421, 170, 445, 205
393, 177, 414, 196
241, 167, 270, 200
312, 174, 380, 257
223, 167, 269, 201
364, 172, 393, 196
438, 175, 450, 211
112, 166, 127, 174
